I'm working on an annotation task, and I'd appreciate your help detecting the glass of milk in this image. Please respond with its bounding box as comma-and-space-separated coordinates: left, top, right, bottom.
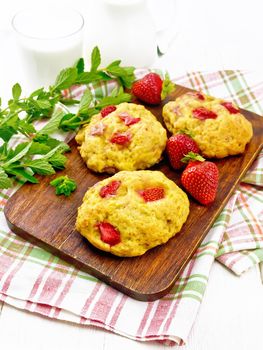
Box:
12, 7, 84, 90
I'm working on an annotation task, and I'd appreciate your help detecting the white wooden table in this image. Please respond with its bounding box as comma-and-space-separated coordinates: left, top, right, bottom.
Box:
1, 1, 263, 349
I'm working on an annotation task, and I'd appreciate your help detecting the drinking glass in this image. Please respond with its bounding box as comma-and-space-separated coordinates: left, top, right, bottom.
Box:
12, 7, 84, 89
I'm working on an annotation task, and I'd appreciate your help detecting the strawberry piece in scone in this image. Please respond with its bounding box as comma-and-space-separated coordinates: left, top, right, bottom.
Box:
97, 222, 121, 246
110, 132, 132, 145
138, 187, 165, 202
192, 107, 217, 120
90, 122, 106, 136
221, 102, 239, 114
118, 112, 141, 126
99, 180, 121, 198
187, 91, 205, 101
101, 105, 117, 118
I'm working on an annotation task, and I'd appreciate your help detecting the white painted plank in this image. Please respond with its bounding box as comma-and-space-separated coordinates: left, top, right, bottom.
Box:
0, 304, 105, 350
181, 263, 263, 350
0, 301, 3, 316
259, 262, 263, 285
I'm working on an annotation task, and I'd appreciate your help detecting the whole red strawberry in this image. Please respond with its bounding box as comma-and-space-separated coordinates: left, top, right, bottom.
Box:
131, 72, 175, 105
181, 160, 219, 205
166, 134, 200, 170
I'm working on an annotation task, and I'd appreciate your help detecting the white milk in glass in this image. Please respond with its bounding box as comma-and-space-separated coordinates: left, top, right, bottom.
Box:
12, 8, 84, 89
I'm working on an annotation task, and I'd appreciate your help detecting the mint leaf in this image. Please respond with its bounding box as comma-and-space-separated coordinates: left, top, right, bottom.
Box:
107, 60, 121, 67
75, 71, 103, 84
44, 137, 70, 152
96, 91, 131, 108
42, 143, 70, 160
18, 119, 36, 136
38, 108, 65, 135
8, 142, 30, 160
6, 167, 38, 184
5, 113, 19, 126
3, 142, 32, 167
48, 152, 67, 169
59, 113, 82, 132
29, 87, 44, 98
50, 175, 77, 196
33, 133, 49, 143
0, 168, 12, 189
28, 142, 51, 155
35, 100, 51, 109
52, 67, 78, 91
0, 126, 17, 142
26, 159, 55, 175
78, 89, 92, 115
96, 71, 112, 81
90, 46, 101, 72
75, 70, 112, 85
106, 62, 135, 88
60, 98, 80, 106
12, 83, 22, 101
110, 86, 119, 98
76, 58, 84, 74
0, 143, 8, 161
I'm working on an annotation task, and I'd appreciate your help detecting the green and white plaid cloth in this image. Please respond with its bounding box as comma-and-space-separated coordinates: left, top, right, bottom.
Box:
0, 70, 262, 346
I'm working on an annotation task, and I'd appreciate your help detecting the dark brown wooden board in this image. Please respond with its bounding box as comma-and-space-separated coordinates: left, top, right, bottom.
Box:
4, 85, 263, 301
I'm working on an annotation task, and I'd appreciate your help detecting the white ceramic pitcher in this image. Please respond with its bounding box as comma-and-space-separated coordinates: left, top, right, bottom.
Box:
85, 0, 173, 67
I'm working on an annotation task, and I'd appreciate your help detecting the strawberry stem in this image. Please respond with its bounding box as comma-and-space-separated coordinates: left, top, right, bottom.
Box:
161, 72, 176, 100
177, 129, 195, 138
181, 152, 205, 163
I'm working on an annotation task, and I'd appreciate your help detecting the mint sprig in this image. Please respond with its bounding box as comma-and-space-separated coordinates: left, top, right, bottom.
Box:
0, 138, 69, 184
0, 46, 137, 190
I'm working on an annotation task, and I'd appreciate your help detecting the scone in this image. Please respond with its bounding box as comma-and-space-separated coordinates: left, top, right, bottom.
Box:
162, 91, 253, 158
76, 170, 189, 257
76, 103, 167, 173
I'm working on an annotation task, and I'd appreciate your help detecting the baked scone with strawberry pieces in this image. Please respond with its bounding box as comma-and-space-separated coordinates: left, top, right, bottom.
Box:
76, 170, 189, 257
76, 103, 167, 173
162, 91, 253, 158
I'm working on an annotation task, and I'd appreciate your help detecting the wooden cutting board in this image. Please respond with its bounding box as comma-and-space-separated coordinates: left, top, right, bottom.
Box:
4, 85, 263, 301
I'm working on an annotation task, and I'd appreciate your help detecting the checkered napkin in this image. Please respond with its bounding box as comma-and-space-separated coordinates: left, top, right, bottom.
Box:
0, 70, 262, 346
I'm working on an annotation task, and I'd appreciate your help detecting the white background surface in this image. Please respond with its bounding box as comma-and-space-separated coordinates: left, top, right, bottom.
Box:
0, 1, 263, 349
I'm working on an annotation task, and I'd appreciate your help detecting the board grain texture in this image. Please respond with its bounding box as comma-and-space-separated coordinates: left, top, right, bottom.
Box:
4, 85, 263, 301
